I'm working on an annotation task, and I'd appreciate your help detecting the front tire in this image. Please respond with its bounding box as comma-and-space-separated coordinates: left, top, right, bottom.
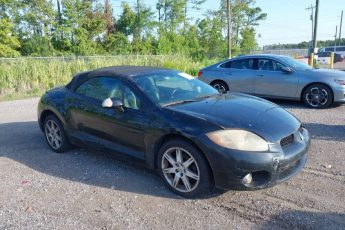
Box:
157, 139, 213, 198
302, 83, 333, 109
43, 115, 71, 153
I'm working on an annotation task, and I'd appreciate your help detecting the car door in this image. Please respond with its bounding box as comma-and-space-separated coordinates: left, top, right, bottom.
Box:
68, 77, 151, 159
217, 58, 256, 94
254, 58, 298, 99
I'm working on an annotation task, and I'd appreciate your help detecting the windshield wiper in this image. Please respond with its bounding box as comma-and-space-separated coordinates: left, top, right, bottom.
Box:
196, 94, 219, 99
162, 99, 199, 107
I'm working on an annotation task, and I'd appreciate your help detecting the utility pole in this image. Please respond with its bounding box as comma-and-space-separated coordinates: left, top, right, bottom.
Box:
339, 10, 343, 45
227, 0, 232, 58
306, 4, 315, 43
334, 25, 338, 48
312, 0, 320, 53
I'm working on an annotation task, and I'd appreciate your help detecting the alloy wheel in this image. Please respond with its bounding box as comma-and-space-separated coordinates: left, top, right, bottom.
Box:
161, 147, 200, 193
45, 120, 62, 150
305, 87, 328, 107
213, 83, 227, 94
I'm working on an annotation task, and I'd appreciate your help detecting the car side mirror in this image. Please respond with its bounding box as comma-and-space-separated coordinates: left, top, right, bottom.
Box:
102, 98, 124, 112
281, 66, 293, 74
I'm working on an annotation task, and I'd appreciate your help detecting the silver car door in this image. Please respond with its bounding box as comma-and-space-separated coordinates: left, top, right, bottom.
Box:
255, 58, 298, 99
217, 58, 256, 94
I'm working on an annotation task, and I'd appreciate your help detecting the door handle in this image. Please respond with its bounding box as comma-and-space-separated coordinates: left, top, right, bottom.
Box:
257, 74, 264, 77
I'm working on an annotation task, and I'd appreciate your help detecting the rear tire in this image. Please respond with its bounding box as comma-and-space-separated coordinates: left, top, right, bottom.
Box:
302, 83, 333, 109
43, 115, 71, 153
211, 81, 229, 94
157, 139, 213, 198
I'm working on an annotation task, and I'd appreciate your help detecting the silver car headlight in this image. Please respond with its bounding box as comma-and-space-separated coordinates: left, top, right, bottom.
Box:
207, 130, 269, 152
334, 79, 345, 85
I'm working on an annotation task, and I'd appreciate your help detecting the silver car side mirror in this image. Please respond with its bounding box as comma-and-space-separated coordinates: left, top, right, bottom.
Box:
102, 98, 113, 108
102, 98, 124, 111
281, 66, 293, 73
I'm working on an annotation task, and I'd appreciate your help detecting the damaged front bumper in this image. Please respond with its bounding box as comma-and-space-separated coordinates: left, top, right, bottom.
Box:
196, 127, 310, 190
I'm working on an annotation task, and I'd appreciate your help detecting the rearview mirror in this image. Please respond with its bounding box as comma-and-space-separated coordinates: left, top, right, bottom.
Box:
281, 66, 293, 73
102, 98, 123, 111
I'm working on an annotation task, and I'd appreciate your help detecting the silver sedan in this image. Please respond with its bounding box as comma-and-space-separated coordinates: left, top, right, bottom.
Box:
198, 54, 345, 108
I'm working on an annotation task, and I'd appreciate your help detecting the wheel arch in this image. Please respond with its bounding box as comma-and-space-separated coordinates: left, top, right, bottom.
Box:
210, 79, 228, 86
300, 82, 334, 102
39, 109, 64, 131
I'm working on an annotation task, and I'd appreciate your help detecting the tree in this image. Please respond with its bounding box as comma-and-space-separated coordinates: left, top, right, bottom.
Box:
197, 14, 226, 58
0, 18, 20, 57
218, 0, 266, 46
56, 0, 105, 55
183, 0, 206, 32
133, 0, 155, 41
240, 27, 257, 51
104, 0, 115, 35
103, 32, 130, 54
116, 2, 135, 36
0, 0, 266, 57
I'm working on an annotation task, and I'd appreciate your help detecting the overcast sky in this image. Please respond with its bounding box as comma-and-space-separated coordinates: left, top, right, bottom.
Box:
110, 0, 344, 47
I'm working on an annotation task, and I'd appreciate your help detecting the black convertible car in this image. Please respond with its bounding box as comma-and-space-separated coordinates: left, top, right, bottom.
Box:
38, 66, 310, 197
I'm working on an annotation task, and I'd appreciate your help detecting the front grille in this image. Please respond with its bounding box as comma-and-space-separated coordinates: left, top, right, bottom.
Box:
280, 134, 294, 147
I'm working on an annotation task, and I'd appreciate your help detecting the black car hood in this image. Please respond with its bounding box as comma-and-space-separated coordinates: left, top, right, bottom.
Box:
166, 93, 301, 143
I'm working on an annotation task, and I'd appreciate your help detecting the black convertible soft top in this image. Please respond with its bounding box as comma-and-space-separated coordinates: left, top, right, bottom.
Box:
66, 66, 172, 91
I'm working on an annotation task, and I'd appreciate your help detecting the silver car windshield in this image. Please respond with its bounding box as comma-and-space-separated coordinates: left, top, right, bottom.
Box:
278, 56, 313, 71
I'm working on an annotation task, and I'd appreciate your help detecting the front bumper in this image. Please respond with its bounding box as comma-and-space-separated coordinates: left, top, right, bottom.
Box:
197, 127, 310, 190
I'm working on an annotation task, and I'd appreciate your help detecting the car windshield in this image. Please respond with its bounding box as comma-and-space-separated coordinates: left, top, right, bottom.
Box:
133, 71, 219, 106
278, 56, 312, 70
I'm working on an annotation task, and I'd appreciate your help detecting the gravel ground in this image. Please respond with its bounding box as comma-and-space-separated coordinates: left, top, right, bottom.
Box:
0, 98, 344, 230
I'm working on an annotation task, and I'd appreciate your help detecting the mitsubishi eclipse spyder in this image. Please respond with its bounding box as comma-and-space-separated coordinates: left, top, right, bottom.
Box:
38, 66, 310, 197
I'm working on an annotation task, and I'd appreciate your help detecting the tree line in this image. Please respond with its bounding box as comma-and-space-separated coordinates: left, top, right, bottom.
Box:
0, 0, 266, 59
264, 38, 345, 50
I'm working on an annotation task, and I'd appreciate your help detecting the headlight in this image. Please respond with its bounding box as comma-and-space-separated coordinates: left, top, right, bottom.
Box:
334, 79, 345, 85
207, 130, 269, 152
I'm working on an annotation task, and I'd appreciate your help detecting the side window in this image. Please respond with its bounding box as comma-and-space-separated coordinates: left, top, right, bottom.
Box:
230, 59, 254, 69
325, 47, 334, 52
122, 85, 141, 110
76, 77, 121, 101
258, 59, 285, 71
336, 47, 345, 51
219, 60, 232, 68
318, 53, 326, 57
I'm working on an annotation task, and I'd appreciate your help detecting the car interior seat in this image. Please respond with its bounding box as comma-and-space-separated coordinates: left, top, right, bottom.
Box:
138, 77, 160, 103
123, 88, 139, 109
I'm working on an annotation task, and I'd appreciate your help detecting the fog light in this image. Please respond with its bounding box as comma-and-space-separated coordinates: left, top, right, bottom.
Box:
242, 173, 252, 185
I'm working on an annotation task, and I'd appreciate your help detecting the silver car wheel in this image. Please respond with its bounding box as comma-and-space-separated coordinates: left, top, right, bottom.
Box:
45, 120, 62, 150
213, 83, 227, 94
161, 147, 200, 193
306, 87, 328, 107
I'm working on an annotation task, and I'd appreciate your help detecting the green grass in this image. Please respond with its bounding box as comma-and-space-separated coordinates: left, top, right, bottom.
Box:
0, 55, 218, 100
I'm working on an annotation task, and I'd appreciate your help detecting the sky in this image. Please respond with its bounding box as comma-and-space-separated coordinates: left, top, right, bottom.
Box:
110, 0, 344, 48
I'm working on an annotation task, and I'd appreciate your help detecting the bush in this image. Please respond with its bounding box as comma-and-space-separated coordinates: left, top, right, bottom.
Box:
0, 55, 218, 100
